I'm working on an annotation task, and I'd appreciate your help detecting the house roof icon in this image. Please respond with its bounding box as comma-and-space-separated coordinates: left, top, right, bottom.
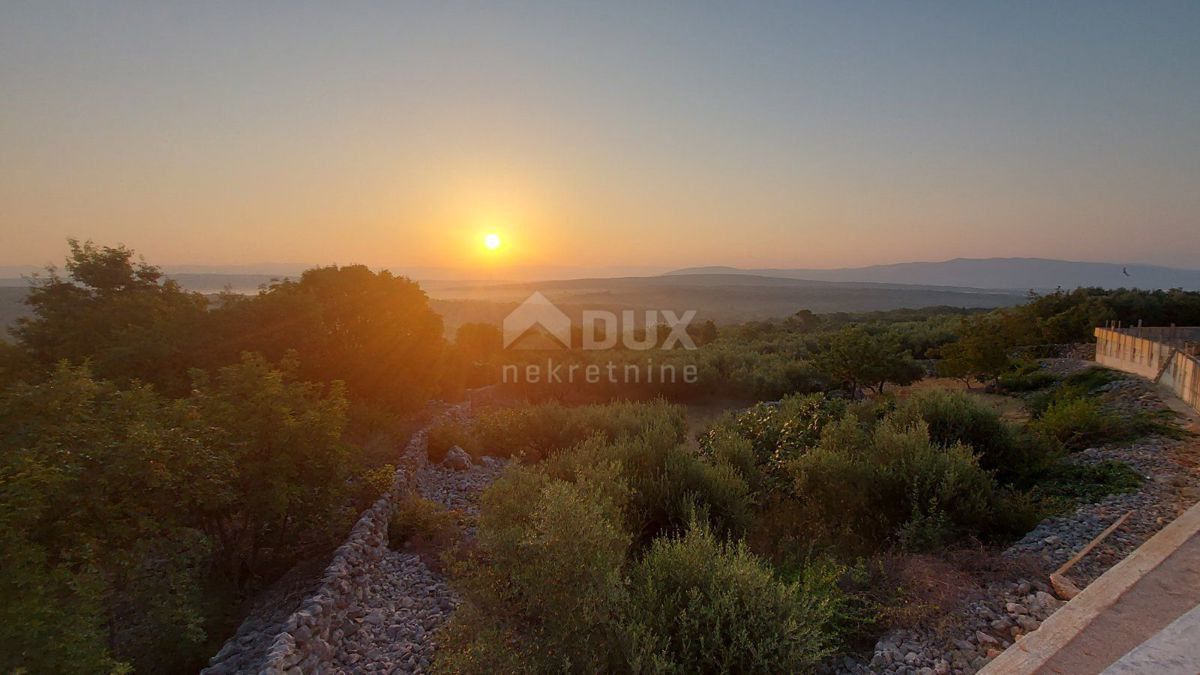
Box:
504, 292, 572, 349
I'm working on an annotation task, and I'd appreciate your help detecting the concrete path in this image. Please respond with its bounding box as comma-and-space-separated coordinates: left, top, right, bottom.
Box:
1101, 603, 1200, 674
981, 500, 1200, 674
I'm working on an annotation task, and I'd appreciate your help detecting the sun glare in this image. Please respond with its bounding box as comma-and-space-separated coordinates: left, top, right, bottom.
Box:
484, 233, 502, 250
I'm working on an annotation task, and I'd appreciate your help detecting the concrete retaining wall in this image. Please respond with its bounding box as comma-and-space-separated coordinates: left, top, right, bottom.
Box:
1095, 327, 1200, 413
1159, 350, 1200, 412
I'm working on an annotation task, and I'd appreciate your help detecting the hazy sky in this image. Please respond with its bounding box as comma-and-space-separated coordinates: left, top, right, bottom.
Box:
2, 1, 1199, 275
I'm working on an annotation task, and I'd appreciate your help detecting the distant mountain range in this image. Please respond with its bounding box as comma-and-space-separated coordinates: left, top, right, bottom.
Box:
1, 272, 1025, 336
4, 257, 1196, 291
666, 258, 1200, 291
426, 273, 1025, 327
2, 257, 1196, 335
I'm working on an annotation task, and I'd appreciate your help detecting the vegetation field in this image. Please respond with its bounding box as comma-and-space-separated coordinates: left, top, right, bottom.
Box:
2, 240, 1199, 673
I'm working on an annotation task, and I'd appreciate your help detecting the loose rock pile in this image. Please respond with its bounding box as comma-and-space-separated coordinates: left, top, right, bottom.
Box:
325, 552, 453, 673
328, 450, 506, 673
861, 579, 1063, 674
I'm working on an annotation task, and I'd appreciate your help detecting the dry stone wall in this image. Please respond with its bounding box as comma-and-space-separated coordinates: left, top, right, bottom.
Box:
202, 426, 433, 675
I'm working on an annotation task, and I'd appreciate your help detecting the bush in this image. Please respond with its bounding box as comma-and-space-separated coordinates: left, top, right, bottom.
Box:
698, 394, 846, 493
627, 521, 842, 674
425, 418, 478, 463
791, 413, 1011, 553
355, 463, 397, 510
388, 494, 461, 548
468, 399, 686, 462
387, 494, 463, 572
996, 361, 1058, 392
1031, 396, 1115, 450
1028, 460, 1143, 510
902, 390, 1061, 484
545, 422, 752, 547
699, 429, 764, 496
906, 390, 1007, 459
1061, 366, 1119, 392
1028, 367, 1119, 418
438, 466, 632, 673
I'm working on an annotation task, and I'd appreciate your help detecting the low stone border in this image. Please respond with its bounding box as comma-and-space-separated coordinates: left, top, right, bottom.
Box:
203, 426, 433, 675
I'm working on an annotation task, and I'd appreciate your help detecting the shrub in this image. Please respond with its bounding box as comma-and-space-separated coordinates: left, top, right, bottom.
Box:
698, 393, 846, 493
1061, 366, 1119, 392
545, 422, 752, 547
355, 463, 397, 510
438, 466, 632, 673
1031, 396, 1114, 450
1028, 460, 1143, 510
388, 494, 463, 572
838, 551, 999, 637
791, 413, 1008, 553
470, 399, 686, 462
743, 494, 818, 569
996, 361, 1057, 392
388, 494, 461, 548
425, 418, 478, 463
906, 390, 1007, 457
1026, 367, 1175, 449
902, 390, 1061, 484
699, 429, 764, 496
1028, 367, 1119, 418
627, 521, 842, 674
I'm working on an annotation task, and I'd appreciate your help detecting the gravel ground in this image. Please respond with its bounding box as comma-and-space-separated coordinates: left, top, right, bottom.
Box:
837, 360, 1200, 675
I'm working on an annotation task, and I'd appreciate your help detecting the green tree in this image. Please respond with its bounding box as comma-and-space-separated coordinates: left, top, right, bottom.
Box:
455, 322, 503, 363
0, 365, 213, 673
0, 354, 352, 672
13, 239, 208, 393
815, 326, 922, 395
937, 317, 1010, 387
688, 319, 720, 346
210, 265, 445, 410
188, 353, 351, 585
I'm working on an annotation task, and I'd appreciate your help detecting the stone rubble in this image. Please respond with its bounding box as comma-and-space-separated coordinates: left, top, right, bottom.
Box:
328, 451, 505, 673
202, 404, 507, 675
440, 445, 473, 471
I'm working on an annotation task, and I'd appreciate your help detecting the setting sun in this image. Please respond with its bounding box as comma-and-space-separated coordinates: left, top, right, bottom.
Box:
484, 233, 502, 250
